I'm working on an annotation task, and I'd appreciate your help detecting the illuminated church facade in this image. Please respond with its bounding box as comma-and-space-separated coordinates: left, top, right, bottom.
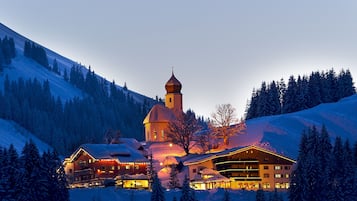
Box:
143, 73, 183, 142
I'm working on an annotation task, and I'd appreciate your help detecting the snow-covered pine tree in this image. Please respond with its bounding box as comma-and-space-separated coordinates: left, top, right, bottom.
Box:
2, 144, 20, 201
330, 137, 345, 201
289, 130, 308, 201
180, 175, 196, 201
342, 140, 356, 200
18, 140, 48, 201
151, 173, 165, 201
315, 125, 332, 201
168, 165, 180, 189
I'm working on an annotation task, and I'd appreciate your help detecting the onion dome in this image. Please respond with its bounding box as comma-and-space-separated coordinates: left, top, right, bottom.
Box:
165, 73, 182, 93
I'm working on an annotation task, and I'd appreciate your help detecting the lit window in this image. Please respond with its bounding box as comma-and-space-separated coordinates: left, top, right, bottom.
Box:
285, 183, 290, 189
135, 165, 139, 170
263, 183, 270, 189
161, 130, 164, 139
275, 174, 282, 178
118, 166, 121, 170
250, 150, 253, 153
154, 131, 157, 139
126, 165, 130, 170
111, 166, 115, 170
274, 166, 282, 170
88, 159, 92, 163
285, 174, 289, 178
275, 183, 280, 189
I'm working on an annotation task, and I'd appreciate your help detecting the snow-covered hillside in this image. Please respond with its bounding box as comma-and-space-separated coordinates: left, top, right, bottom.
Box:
0, 118, 52, 153
229, 94, 357, 159
0, 23, 151, 103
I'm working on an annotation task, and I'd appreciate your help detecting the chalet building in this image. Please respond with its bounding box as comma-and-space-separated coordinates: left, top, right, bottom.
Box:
64, 140, 149, 188
184, 145, 296, 191
143, 72, 183, 142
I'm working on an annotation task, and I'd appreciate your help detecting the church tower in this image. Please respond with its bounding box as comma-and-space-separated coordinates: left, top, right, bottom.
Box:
143, 72, 183, 142
165, 72, 183, 117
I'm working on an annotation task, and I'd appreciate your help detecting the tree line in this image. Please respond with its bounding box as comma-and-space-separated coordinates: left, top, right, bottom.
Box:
0, 73, 153, 155
24, 41, 49, 68
0, 36, 16, 72
289, 125, 357, 201
0, 141, 69, 201
246, 69, 355, 120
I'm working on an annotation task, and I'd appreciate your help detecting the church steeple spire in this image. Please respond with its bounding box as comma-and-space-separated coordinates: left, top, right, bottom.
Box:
165, 71, 183, 116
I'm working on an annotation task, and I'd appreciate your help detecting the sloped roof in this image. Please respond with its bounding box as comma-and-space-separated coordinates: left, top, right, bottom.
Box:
184, 145, 296, 165
143, 104, 176, 124
69, 143, 148, 163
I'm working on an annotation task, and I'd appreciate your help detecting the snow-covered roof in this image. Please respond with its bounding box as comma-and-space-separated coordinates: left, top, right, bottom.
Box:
70, 143, 149, 163
143, 104, 176, 124
184, 145, 296, 165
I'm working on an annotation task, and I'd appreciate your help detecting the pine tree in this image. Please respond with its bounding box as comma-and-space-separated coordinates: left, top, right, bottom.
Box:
168, 165, 180, 189
180, 175, 196, 201
289, 130, 308, 201
18, 140, 48, 201
151, 173, 165, 201
1, 145, 20, 201
268, 81, 281, 115
330, 137, 344, 201
282, 76, 298, 113
342, 140, 356, 200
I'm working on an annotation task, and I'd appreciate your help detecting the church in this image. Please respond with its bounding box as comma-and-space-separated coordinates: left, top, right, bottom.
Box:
143, 72, 183, 142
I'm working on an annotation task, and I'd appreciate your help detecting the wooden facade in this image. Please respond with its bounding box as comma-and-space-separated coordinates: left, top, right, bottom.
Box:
184, 145, 295, 191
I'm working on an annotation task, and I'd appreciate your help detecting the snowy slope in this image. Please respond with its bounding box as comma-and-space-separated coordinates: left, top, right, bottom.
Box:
70, 187, 261, 201
229, 94, 357, 159
0, 23, 152, 103
0, 118, 52, 153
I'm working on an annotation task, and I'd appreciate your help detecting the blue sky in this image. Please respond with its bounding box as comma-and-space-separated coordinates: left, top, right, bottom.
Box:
2, 0, 357, 118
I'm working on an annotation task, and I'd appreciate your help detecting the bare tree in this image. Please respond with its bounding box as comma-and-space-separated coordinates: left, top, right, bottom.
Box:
210, 104, 245, 146
167, 110, 201, 155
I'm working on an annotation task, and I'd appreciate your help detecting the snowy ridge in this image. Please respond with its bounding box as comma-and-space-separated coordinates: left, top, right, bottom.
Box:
229, 94, 357, 159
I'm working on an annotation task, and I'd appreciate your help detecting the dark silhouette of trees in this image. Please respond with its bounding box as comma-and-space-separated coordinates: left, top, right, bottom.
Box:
0, 141, 69, 201
0, 36, 16, 71
24, 41, 49, 68
289, 125, 357, 201
246, 69, 356, 120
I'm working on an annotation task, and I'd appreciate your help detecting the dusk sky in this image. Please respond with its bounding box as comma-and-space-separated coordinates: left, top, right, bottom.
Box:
2, 1, 357, 118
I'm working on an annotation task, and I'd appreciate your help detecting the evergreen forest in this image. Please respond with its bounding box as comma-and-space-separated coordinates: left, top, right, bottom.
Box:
0, 140, 69, 201
0, 36, 155, 155
289, 126, 357, 201
246, 69, 355, 120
